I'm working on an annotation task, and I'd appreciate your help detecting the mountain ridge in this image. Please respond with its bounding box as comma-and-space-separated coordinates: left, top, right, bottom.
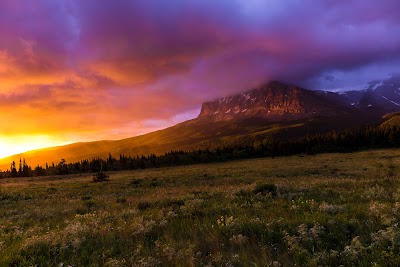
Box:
199, 81, 356, 121
198, 78, 400, 123
1, 79, 400, 171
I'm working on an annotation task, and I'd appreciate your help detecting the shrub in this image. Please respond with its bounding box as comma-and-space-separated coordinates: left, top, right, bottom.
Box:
93, 171, 110, 182
253, 183, 277, 197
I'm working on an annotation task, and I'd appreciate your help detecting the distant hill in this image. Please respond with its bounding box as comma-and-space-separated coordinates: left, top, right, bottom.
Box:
1, 80, 399, 170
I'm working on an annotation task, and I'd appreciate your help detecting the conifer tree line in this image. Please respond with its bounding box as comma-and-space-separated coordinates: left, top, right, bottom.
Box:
1, 124, 399, 178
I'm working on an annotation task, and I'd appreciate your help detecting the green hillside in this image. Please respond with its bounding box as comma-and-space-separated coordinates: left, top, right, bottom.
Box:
0, 117, 287, 170
0, 113, 380, 171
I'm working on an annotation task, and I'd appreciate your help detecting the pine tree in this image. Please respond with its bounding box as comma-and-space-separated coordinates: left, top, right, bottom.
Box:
10, 161, 18, 178
18, 158, 22, 177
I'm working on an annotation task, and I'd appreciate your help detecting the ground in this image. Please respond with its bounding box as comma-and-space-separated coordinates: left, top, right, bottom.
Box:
1, 149, 400, 266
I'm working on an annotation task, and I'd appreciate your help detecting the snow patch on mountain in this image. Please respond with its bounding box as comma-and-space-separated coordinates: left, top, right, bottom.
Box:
379, 94, 400, 107
241, 93, 251, 102
371, 81, 384, 91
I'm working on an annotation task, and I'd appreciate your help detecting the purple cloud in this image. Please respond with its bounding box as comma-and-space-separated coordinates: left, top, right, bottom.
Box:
0, 0, 400, 143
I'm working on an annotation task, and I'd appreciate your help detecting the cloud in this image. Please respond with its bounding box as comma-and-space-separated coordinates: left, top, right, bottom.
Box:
0, 0, 400, 143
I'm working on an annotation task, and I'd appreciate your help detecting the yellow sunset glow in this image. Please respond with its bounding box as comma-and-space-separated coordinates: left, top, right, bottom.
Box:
0, 135, 68, 159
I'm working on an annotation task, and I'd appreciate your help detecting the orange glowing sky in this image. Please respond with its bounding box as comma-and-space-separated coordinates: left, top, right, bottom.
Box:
1, 0, 400, 158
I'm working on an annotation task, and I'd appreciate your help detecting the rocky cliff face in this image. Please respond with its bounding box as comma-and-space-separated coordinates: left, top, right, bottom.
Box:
199, 81, 348, 121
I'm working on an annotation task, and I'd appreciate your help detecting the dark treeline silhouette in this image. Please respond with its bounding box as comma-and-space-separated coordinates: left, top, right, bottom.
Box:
1, 124, 399, 178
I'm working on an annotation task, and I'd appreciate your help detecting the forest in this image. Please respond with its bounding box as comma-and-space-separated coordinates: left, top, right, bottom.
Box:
1, 124, 399, 178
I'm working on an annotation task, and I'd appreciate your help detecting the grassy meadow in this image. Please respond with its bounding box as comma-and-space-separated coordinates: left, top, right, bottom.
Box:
1, 149, 400, 266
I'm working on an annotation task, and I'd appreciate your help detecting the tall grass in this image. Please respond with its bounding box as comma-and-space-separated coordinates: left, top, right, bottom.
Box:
0, 149, 400, 266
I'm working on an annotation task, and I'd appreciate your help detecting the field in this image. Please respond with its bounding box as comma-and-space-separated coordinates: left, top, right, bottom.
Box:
1, 149, 400, 266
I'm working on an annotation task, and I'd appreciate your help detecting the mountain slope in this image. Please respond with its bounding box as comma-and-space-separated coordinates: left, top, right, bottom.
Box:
339, 74, 400, 113
380, 112, 400, 129
1, 80, 399, 171
0, 117, 306, 170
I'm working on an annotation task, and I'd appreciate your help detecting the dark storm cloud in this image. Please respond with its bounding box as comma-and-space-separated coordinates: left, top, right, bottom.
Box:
0, 0, 399, 140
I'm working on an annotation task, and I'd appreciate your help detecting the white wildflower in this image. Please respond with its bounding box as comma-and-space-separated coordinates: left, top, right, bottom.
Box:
217, 216, 235, 227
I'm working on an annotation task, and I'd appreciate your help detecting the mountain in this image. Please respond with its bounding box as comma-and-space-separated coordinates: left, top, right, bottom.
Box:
199, 77, 400, 122
339, 74, 400, 112
1, 80, 399, 171
199, 81, 355, 121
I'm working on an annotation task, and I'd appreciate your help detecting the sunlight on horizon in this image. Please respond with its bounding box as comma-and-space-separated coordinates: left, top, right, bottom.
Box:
0, 135, 69, 159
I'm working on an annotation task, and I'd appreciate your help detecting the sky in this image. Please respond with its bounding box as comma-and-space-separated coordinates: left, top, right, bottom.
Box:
1, 0, 400, 158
